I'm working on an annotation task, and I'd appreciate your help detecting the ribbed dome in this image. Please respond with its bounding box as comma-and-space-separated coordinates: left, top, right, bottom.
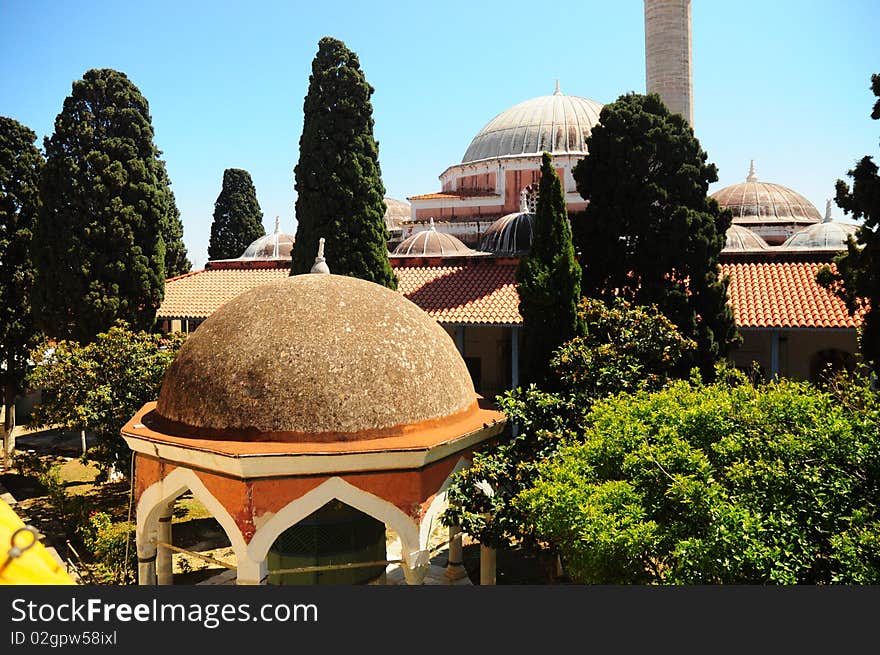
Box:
155, 274, 476, 441
479, 211, 534, 255
781, 218, 859, 251
723, 225, 769, 252
384, 197, 410, 232
240, 218, 295, 259
712, 161, 822, 226
392, 221, 476, 257
462, 87, 603, 163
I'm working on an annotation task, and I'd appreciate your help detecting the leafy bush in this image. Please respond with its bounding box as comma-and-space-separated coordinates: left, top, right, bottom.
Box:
78, 511, 136, 584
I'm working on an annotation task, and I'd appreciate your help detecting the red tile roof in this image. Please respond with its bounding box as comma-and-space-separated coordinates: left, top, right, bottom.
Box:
158, 260, 861, 330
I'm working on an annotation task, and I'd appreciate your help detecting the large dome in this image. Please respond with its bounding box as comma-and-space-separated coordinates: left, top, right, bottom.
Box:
461, 87, 603, 163
711, 162, 822, 227
392, 222, 477, 257
154, 274, 476, 441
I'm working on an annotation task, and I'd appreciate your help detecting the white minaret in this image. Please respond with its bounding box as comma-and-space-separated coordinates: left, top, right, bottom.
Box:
644, 0, 693, 126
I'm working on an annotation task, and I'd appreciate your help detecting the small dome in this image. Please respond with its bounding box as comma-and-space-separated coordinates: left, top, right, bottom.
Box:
781, 203, 859, 250
155, 274, 476, 441
723, 225, 769, 252
462, 85, 603, 163
479, 211, 534, 255
712, 161, 822, 227
392, 221, 476, 257
240, 218, 295, 259
384, 197, 411, 232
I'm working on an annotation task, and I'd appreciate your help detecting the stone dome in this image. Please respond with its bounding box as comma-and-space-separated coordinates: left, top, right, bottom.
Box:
723, 224, 769, 252
711, 161, 822, 227
392, 221, 477, 257
461, 85, 604, 163
781, 205, 859, 251
479, 211, 534, 255
384, 197, 411, 232
240, 218, 295, 259
154, 274, 477, 441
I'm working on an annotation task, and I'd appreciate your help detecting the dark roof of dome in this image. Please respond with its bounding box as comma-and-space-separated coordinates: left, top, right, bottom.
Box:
711, 161, 822, 226
392, 222, 477, 257
723, 225, 770, 252
462, 86, 603, 163
155, 274, 476, 441
479, 211, 534, 255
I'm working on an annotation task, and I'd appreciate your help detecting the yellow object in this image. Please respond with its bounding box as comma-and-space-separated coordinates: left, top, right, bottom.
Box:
0, 497, 76, 585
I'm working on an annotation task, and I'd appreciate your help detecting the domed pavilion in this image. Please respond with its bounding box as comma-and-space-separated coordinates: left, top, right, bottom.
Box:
124, 261, 505, 586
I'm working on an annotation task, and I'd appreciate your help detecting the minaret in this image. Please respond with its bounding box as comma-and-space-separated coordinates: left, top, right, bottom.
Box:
644, 0, 693, 126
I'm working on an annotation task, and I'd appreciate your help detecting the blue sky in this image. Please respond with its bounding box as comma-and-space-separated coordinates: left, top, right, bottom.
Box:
2, 0, 878, 270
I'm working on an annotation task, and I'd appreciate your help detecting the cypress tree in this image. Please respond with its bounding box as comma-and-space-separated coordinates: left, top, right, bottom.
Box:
207, 168, 265, 261
291, 36, 396, 288
572, 93, 739, 377
516, 152, 583, 388
818, 74, 880, 373
162, 178, 191, 277
33, 68, 171, 342
0, 117, 44, 462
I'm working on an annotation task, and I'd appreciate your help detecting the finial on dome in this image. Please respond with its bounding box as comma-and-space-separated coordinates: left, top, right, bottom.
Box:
824, 199, 833, 223
310, 237, 330, 274
429, 216, 435, 230
746, 160, 758, 183
554, 79, 561, 96
274, 216, 280, 234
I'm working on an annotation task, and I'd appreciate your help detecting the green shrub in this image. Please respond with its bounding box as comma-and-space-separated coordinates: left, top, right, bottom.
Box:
78, 511, 136, 584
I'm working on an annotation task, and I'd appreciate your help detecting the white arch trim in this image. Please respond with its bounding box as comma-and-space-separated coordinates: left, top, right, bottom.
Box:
419, 456, 470, 548
136, 467, 248, 562
248, 477, 420, 565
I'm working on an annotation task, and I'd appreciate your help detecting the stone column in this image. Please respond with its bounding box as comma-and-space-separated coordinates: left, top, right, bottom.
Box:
156, 503, 174, 586
137, 542, 157, 586
444, 526, 467, 581
236, 555, 267, 586
480, 545, 496, 586
402, 549, 430, 585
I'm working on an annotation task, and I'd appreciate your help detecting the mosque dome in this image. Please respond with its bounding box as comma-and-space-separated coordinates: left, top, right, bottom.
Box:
479, 211, 534, 255
392, 220, 477, 257
711, 161, 822, 227
240, 218, 295, 260
781, 201, 859, 251
722, 224, 769, 252
461, 85, 604, 163
154, 274, 476, 441
384, 197, 411, 232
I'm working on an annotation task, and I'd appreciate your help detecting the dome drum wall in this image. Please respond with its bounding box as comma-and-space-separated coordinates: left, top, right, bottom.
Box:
154, 275, 478, 442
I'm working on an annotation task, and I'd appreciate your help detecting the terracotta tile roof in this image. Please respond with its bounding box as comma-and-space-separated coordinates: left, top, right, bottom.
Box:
721, 261, 861, 329
407, 191, 501, 201
159, 260, 861, 330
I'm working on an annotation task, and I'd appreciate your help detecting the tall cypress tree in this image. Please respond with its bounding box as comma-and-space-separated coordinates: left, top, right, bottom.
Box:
517, 152, 583, 389
33, 68, 171, 342
162, 177, 191, 277
207, 168, 265, 261
818, 74, 880, 373
572, 93, 739, 377
0, 117, 44, 462
291, 36, 396, 289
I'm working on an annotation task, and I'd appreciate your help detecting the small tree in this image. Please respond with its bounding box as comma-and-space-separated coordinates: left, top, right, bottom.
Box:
207, 168, 265, 261
291, 36, 396, 289
0, 117, 44, 463
572, 93, 739, 377
516, 152, 583, 389
443, 298, 694, 565
33, 68, 172, 342
27, 322, 185, 479
818, 74, 880, 373
162, 180, 191, 277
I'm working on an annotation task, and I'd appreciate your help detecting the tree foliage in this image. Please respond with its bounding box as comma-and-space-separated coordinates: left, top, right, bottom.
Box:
518, 369, 880, 584
443, 298, 693, 554
818, 74, 880, 373
162, 180, 191, 277
0, 116, 44, 459
33, 68, 175, 342
27, 322, 185, 478
207, 168, 265, 261
291, 36, 396, 288
571, 93, 739, 376
516, 152, 582, 388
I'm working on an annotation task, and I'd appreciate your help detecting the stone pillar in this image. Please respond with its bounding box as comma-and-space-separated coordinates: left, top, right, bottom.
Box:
402, 549, 430, 585
444, 526, 467, 581
480, 545, 496, 586
645, 0, 693, 125
156, 503, 174, 586
137, 542, 157, 586
236, 555, 267, 586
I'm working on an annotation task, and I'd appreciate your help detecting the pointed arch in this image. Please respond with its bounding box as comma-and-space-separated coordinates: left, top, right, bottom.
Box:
419, 456, 470, 548
247, 477, 420, 564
